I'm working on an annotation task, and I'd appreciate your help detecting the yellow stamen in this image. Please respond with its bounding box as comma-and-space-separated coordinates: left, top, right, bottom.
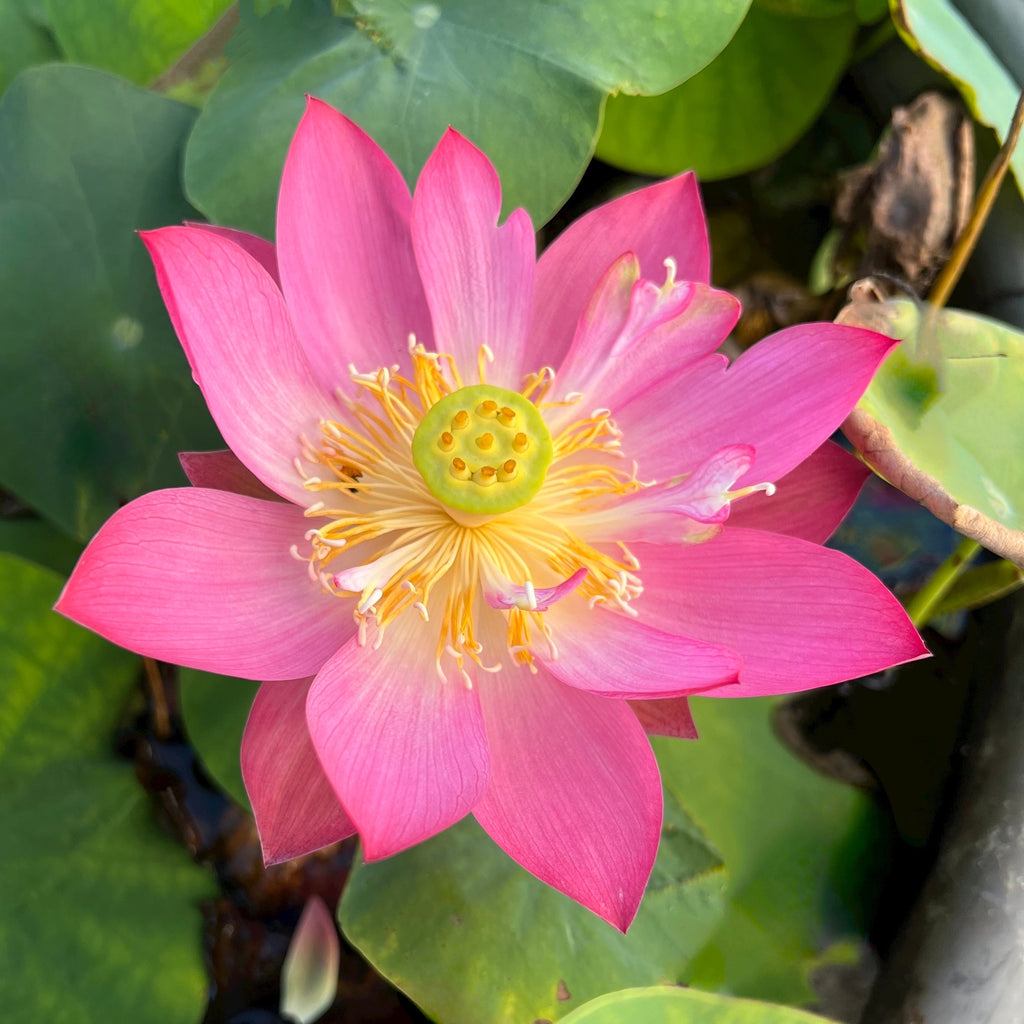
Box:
294, 342, 647, 680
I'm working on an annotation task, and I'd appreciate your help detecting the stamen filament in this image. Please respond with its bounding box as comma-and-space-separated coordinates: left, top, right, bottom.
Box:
296, 343, 655, 673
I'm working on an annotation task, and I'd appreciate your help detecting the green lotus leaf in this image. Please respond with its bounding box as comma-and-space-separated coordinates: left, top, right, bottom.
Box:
559, 985, 839, 1024
0, 554, 216, 1023
595, 5, 857, 180
894, 0, 1024, 194
0, 65, 221, 541
842, 293, 1024, 566
184, 0, 751, 237
43, 0, 233, 84
340, 801, 727, 1023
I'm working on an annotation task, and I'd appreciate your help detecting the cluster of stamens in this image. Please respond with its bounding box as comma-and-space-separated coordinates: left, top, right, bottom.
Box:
289, 340, 649, 685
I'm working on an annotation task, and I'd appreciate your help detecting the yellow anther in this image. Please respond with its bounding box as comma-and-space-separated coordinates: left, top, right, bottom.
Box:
452, 409, 470, 430
497, 406, 517, 426
498, 459, 517, 482
475, 432, 494, 451
450, 457, 471, 480
513, 432, 529, 453
438, 431, 454, 452
477, 399, 498, 417
475, 465, 497, 486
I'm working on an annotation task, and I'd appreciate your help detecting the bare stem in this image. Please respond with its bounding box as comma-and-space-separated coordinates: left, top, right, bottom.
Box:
143, 657, 172, 739
149, 3, 239, 94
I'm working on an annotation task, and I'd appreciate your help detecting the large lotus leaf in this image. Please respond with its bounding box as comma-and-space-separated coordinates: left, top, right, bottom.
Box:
840, 292, 1024, 565
893, 0, 1023, 194
654, 696, 889, 1004
595, 5, 857, 180
183, 0, 750, 237
179, 669, 259, 809
0, 0, 59, 95
0, 518, 82, 576
0, 66, 221, 541
0, 554, 217, 1023
43, 0, 233, 84
559, 986, 838, 1024
340, 797, 728, 1023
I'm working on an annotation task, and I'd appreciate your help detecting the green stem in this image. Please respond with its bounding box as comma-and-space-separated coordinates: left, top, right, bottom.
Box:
905, 536, 982, 628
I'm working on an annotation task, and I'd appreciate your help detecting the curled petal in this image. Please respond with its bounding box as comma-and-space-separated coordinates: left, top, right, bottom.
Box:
411, 127, 535, 387
306, 616, 490, 860
473, 652, 662, 931
552, 254, 739, 414
574, 445, 756, 546
483, 567, 587, 612
559, 251, 638, 382
242, 680, 355, 864
56, 489, 355, 680
635, 528, 929, 697
528, 171, 710, 372
331, 537, 443, 613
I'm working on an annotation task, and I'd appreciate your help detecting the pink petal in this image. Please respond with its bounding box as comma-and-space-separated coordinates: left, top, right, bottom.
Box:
178, 450, 282, 501
634, 527, 929, 697
55, 488, 354, 680
541, 602, 741, 698
551, 254, 739, 412
276, 98, 433, 384
574, 444, 755, 546
331, 540, 426, 603
527, 171, 710, 374
411, 127, 535, 386
306, 619, 489, 860
614, 323, 896, 486
557, 251, 637, 386
141, 225, 340, 506
242, 679, 355, 864
187, 223, 280, 284
629, 697, 699, 740
473, 660, 662, 931
727, 441, 870, 543
483, 567, 587, 612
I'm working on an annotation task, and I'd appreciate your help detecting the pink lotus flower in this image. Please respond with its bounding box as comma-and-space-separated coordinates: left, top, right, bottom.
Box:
57, 98, 926, 931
